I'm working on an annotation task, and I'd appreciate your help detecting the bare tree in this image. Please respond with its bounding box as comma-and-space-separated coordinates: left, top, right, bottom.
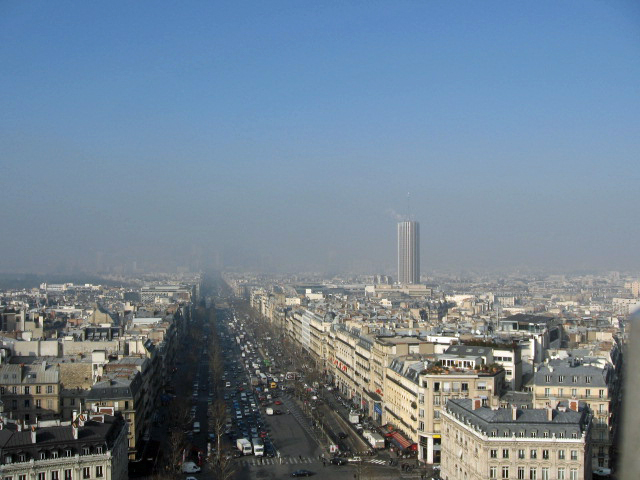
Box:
208, 399, 227, 460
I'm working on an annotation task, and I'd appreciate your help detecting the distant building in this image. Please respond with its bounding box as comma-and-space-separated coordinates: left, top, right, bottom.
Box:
397, 221, 420, 285
441, 398, 592, 480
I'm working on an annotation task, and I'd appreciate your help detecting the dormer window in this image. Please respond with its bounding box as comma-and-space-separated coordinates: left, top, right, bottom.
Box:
40, 452, 46, 460
558, 375, 564, 383
51, 451, 59, 459
82, 447, 90, 455
65, 449, 72, 457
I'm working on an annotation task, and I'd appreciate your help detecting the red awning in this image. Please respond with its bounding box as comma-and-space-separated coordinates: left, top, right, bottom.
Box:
390, 431, 412, 450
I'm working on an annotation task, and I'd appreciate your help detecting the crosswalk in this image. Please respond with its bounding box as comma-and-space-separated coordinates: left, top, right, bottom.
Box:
241, 456, 314, 467
367, 459, 388, 465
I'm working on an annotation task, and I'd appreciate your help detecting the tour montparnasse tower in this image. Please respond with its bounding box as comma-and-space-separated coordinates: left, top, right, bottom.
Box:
397, 220, 420, 284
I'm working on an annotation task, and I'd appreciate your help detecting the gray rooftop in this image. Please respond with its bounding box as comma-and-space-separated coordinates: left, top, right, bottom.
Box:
446, 398, 590, 439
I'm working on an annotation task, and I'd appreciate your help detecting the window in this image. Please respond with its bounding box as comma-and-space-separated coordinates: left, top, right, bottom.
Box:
529, 468, 537, 480
490, 466, 497, 479
491, 449, 498, 459
4, 475, 12, 480
82, 447, 90, 455
558, 388, 564, 397
545, 375, 551, 383
557, 468, 565, 480
477, 382, 487, 390
434, 382, 440, 392
37, 474, 45, 480
51, 471, 59, 480
51, 451, 58, 459
419, 409, 424, 418
95, 467, 102, 479
65, 449, 72, 457
530, 449, 537, 459
0, 387, 3, 394
36, 400, 41, 408
570, 469, 578, 480
543, 431, 549, 438
64, 471, 72, 480
558, 450, 565, 460
11, 400, 16, 409
11, 386, 17, 394
70, 398, 75, 406
418, 421, 424, 431
518, 467, 525, 479
24, 386, 30, 395
19, 454, 26, 462
542, 450, 549, 460
541, 468, 549, 480
571, 388, 577, 397
558, 375, 564, 383
40, 452, 46, 460
572, 376, 578, 383
503, 449, 509, 459
96, 447, 103, 454
36, 386, 41, 394
544, 388, 550, 397
518, 449, 525, 459
47, 386, 53, 394
570, 450, 578, 461
419, 394, 424, 404
24, 399, 30, 408
502, 466, 509, 479
82, 468, 90, 479
586, 389, 591, 397
434, 410, 440, 419
19, 476, 26, 480
586, 376, 592, 384
599, 390, 604, 399
462, 382, 469, 392
4, 456, 11, 464
433, 396, 440, 406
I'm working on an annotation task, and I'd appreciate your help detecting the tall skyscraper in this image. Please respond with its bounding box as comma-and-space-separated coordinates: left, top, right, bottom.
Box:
397, 220, 420, 284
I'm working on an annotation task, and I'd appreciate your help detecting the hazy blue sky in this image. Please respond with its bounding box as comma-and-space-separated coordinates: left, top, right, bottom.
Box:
1, 1, 639, 274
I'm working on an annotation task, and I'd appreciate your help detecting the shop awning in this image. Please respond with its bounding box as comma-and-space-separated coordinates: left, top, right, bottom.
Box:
389, 431, 412, 450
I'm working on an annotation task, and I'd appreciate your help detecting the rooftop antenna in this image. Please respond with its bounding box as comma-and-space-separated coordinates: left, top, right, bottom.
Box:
406, 192, 411, 220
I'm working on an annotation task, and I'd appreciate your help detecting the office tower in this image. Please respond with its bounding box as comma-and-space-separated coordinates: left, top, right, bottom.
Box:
397, 220, 420, 284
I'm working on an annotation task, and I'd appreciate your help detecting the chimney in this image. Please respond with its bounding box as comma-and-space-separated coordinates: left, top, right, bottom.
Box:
569, 399, 579, 412
546, 405, 554, 421
31, 425, 37, 444
511, 404, 518, 421
472, 398, 482, 410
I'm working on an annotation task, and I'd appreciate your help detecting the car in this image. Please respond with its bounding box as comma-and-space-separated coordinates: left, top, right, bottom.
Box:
274, 400, 282, 405
291, 470, 315, 477
330, 457, 347, 466
185, 477, 198, 480
337, 432, 347, 439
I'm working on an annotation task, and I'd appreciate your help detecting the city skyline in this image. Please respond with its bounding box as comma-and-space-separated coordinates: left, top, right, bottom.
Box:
1, 2, 639, 274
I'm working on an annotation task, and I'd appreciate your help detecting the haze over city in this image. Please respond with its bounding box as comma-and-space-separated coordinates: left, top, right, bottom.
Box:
1, 1, 639, 274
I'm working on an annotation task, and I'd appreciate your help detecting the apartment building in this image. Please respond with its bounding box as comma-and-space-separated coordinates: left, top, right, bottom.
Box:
385, 355, 506, 463
531, 359, 617, 469
85, 372, 145, 460
441, 398, 592, 480
0, 363, 60, 422
0, 413, 128, 480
